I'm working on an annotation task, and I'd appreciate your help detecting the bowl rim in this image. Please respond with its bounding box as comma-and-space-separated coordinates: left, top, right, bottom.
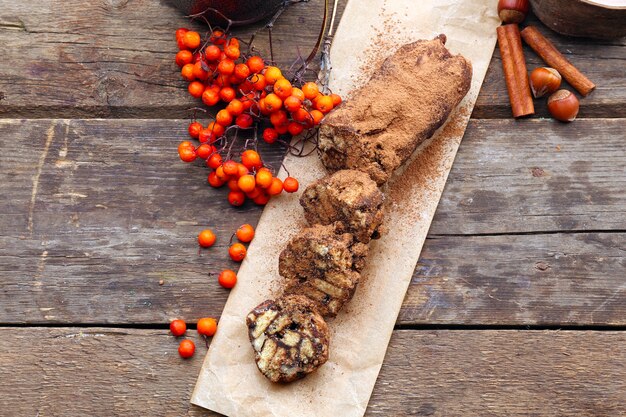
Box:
580, 0, 626, 10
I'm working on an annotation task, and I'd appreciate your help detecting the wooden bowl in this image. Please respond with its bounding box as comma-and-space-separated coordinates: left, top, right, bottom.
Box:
167, 0, 284, 27
530, 0, 626, 39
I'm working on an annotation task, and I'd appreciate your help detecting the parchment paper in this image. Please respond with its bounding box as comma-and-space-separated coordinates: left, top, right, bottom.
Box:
191, 1, 500, 416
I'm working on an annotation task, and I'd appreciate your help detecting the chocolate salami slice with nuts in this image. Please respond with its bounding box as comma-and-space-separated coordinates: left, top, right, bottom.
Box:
246, 295, 330, 383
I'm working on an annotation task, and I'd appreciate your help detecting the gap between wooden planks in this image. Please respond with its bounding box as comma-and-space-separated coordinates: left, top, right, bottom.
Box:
0, 327, 624, 417
0, 118, 624, 325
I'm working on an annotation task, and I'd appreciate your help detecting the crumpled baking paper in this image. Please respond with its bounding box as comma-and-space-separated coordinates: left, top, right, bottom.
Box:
191, 1, 500, 416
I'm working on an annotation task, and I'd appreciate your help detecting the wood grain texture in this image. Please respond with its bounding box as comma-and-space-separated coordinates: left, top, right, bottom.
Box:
1, 328, 624, 416
431, 118, 626, 235
0, 2, 623, 118
0, 0, 345, 118
0, 119, 624, 325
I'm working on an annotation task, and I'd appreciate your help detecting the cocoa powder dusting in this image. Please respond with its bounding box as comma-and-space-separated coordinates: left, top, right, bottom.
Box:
386, 103, 472, 223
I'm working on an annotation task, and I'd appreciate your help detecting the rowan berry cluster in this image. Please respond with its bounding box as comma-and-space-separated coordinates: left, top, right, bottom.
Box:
174, 28, 340, 207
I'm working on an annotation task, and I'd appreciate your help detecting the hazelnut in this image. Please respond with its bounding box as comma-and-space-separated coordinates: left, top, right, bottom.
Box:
547, 90, 579, 122
497, 0, 530, 24
529, 67, 562, 98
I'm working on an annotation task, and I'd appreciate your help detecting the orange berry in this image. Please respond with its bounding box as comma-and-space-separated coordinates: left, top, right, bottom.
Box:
250, 73, 266, 91
236, 224, 255, 243
228, 190, 245, 206
234, 63, 250, 80
198, 229, 216, 248
215, 73, 230, 88
255, 169, 273, 189
241, 150, 262, 170
287, 121, 304, 136
246, 186, 263, 199
330, 93, 342, 106
310, 109, 324, 125
226, 99, 244, 116
178, 339, 195, 359
207, 171, 224, 187
197, 317, 217, 337
188, 121, 203, 138
169, 319, 186, 337
193, 61, 209, 80
202, 89, 220, 106
219, 87, 236, 102
237, 175, 256, 193
246, 56, 265, 73
264, 66, 283, 84
315, 95, 334, 113
227, 178, 240, 192
264, 93, 282, 112
270, 110, 288, 127
181, 63, 195, 81
284, 95, 302, 112
207, 153, 223, 170
215, 165, 229, 181
176, 50, 193, 67
216, 109, 233, 126
207, 121, 225, 137
236, 163, 249, 178
253, 193, 270, 205
228, 243, 247, 262
218, 269, 237, 288
224, 45, 240, 60
205, 45, 221, 61
178, 140, 194, 154
292, 107, 314, 125
291, 87, 305, 101
283, 177, 299, 193
217, 58, 235, 75
196, 143, 213, 159
226, 37, 240, 48
273, 78, 293, 99
210, 30, 226, 45
179, 146, 197, 163
222, 160, 238, 176
258, 98, 270, 115
302, 82, 319, 100
267, 177, 284, 196
183, 31, 201, 49
263, 128, 278, 144
235, 113, 254, 129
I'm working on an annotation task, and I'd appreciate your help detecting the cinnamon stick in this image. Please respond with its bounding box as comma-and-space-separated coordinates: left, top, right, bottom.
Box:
521, 26, 595, 96
497, 24, 534, 118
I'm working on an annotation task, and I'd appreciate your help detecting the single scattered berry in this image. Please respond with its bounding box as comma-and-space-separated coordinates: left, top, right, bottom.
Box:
218, 269, 237, 288
228, 190, 246, 206
178, 339, 195, 359
170, 319, 187, 337
197, 317, 218, 337
236, 224, 255, 243
228, 243, 247, 262
198, 229, 216, 248
283, 177, 299, 193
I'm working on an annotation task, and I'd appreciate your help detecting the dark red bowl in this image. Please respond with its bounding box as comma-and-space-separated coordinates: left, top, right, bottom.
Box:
168, 0, 284, 27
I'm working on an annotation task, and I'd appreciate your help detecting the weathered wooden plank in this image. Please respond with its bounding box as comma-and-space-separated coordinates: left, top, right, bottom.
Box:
403, 232, 626, 325
1, 328, 624, 416
431, 118, 626, 235
0, 2, 623, 118
0, 0, 346, 118
1, 119, 624, 325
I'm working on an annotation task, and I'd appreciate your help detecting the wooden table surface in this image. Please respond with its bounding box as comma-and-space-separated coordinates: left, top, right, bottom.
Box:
1, 1, 625, 416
